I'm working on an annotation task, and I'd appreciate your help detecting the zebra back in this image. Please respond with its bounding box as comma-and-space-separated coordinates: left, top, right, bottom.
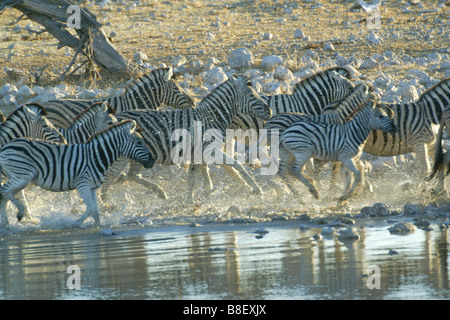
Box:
42, 67, 195, 129
264, 82, 375, 145
116, 75, 270, 164
0, 103, 66, 148
59, 102, 117, 144
229, 67, 355, 135
364, 77, 450, 157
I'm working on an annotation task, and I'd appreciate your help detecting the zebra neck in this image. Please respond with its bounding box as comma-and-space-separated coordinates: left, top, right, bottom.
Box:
89, 135, 121, 174
195, 94, 237, 131
345, 109, 373, 142
0, 117, 31, 149
108, 85, 159, 113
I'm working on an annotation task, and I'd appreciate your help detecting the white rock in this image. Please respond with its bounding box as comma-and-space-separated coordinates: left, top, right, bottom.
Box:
172, 55, 187, 68
133, 51, 148, 62
262, 32, 273, 40
31, 86, 45, 95
367, 31, 383, 45
261, 55, 284, 69
228, 48, 254, 69
263, 82, 282, 95
0, 84, 18, 97
206, 31, 215, 41
440, 61, 450, 69
323, 43, 335, 51
274, 66, 294, 81
294, 28, 305, 39
0, 93, 16, 105
338, 228, 360, 241
202, 67, 228, 85
360, 58, 378, 69
16, 85, 34, 97
398, 84, 419, 102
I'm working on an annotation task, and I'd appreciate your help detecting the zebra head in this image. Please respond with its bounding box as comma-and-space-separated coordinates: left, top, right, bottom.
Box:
150, 67, 195, 109
116, 120, 155, 169
21, 104, 67, 143
232, 75, 272, 121
71, 101, 117, 131
368, 102, 397, 134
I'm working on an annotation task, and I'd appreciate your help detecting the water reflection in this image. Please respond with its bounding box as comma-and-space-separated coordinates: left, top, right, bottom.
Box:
0, 222, 448, 299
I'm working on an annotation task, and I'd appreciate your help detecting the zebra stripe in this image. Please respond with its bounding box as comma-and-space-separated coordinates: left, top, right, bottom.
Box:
58, 102, 117, 144
42, 67, 195, 129
0, 103, 66, 147
0, 120, 154, 228
264, 82, 376, 138
110, 75, 271, 201
229, 67, 355, 135
363, 77, 450, 174
427, 104, 450, 185
278, 102, 396, 202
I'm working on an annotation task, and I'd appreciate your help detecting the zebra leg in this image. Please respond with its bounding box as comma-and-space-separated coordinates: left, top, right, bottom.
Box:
76, 186, 100, 227
339, 158, 361, 202
128, 162, 168, 200
277, 149, 301, 197
291, 153, 319, 199
221, 152, 263, 194
187, 164, 200, 203
0, 178, 31, 223
200, 165, 214, 191
17, 190, 32, 220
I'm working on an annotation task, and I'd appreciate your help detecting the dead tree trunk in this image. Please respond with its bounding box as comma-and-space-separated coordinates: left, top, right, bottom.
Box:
1, 0, 138, 75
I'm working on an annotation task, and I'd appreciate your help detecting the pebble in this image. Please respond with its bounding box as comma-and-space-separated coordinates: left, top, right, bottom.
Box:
228, 47, 254, 69
260, 55, 284, 69
202, 67, 228, 85
313, 233, 323, 241
338, 228, 360, 242
294, 28, 305, 39
388, 249, 399, 255
388, 222, 417, 235
133, 51, 148, 62
323, 43, 334, 51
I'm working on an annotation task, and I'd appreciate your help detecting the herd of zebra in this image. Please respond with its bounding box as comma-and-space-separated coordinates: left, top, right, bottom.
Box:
0, 66, 449, 228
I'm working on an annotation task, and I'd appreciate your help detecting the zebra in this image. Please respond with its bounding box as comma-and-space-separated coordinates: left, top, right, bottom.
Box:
42, 67, 195, 129
0, 103, 67, 220
278, 101, 397, 203
0, 120, 154, 228
426, 104, 450, 191
111, 75, 272, 202
362, 77, 450, 180
264, 82, 378, 193
59, 101, 117, 144
228, 67, 356, 144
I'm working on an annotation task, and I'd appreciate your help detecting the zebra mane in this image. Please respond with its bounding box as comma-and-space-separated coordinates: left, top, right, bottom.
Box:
418, 77, 450, 103
85, 119, 136, 143
123, 67, 172, 94
292, 67, 353, 94
4, 103, 47, 123
71, 101, 116, 124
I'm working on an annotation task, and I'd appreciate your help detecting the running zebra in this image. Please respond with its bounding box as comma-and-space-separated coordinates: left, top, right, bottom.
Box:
426, 104, 450, 191
0, 104, 66, 146
0, 120, 154, 228
228, 67, 355, 142
278, 101, 397, 202
363, 77, 450, 178
42, 67, 195, 129
59, 102, 117, 144
0, 103, 67, 221
112, 75, 272, 202
264, 82, 378, 193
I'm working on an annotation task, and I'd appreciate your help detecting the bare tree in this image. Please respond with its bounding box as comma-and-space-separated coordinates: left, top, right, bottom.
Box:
1, 0, 139, 77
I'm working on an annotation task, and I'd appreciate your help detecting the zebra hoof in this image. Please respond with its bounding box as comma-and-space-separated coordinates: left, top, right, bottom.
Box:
251, 187, 263, 195
17, 211, 25, 222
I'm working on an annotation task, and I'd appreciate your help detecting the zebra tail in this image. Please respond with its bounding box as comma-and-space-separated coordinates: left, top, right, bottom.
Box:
427, 116, 446, 181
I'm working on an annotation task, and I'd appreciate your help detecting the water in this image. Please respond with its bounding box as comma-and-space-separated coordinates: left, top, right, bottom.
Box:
0, 220, 448, 300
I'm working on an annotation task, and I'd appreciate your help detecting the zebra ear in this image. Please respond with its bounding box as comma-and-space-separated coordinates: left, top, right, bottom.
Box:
128, 120, 137, 134
163, 67, 174, 81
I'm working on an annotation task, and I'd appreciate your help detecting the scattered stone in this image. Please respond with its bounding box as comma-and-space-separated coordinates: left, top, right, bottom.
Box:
273, 66, 294, 81
297, 213, 312, 221
388, 222, 417, 234
172, 55, 187, 67
100, 228, 118, 236
403, 204, 421, 215
439, 224, 449, 230
227, 205, 240, 215
261, 55, 284, 69
254, 228, 269, 235
0, 83, 18, 96
338, 228, 360, 242
202, 67, 228, 85
367, 32, 383, 45
133, 51, 148, 62
313, 233, 323, 241
339, 217, 356, 225
16, 85, 34, 97
323, 43, 335, 51
413, 219, 431, 229
299, 224, 310, 231
294, 28, 305, 39
321, 226, 335, 236
360, 58, 378, 69
360, 203, 391, 217
228, 47, 255, 69
389, 249, 399, 255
